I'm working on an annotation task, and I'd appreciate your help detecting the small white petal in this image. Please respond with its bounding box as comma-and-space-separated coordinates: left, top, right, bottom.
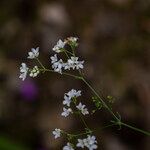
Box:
28, 47, 39, 59
19, 63, 28, 81
63, 143, 74, 150
76, 102, 89, 115
52, 39, 65, 53
76, 139, 85, 148
61, 107, 72, 117
52, 128, 61, 139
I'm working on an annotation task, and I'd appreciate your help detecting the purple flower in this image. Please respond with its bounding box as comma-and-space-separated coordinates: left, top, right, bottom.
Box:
20, 80, 38, 101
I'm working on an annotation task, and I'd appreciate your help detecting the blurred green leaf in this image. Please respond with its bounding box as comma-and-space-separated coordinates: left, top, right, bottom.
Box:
0, 136, 30, 150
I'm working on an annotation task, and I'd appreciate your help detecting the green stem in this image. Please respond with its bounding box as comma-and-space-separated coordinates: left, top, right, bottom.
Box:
121, 122, 150, 136
66, 50, 74, 56
73, 97, 90, 130
72, 123, 116, 137
70, 45, 76, 56
40, 68, 81, 79
38, 61, 150, 137
64, 50, 69, 59
81, 77, 119, 121
36, 58, 46, 70
79, 113, 89, 129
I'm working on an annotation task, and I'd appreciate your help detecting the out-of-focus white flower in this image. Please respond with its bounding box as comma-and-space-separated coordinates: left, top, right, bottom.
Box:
76, 139, 85, 148
28, 47, 39, 59
63, 143, 74, 150
61, 107, 72, 117
63, 89, 81, 107
65, 57, 84, 70
19, 63, 28, 81
52, 59, 64, 74
52, 128, 61, 139
84, 135, 98, 150
76, 102, 89, 115
75, 60, 84, 70
50, 54, 84, 74
29, 66, 40, 77
50, 54, 58, 63
63, 62, 71, 70
65, 37, 78, 48
63, 95, 71, 107
52, 39, 65, 53
77, 135, 98, 150
50, 54, 64, 74
66, 89, 81, 99
67, 37, 78, 43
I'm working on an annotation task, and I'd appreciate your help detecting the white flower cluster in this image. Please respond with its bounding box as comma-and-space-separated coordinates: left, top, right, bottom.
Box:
67, 37, 78, 43
51, 38, 84, 74
52, 89, 93, 149
61, 89, 89, 117
52, 37, 78, 53
19, 63, 29, 81
50, 54, 64, 74
63, 89, 81, 107
19, 47, 40, 81
77, 135, 98, 150
52, 129, 75, 150
29, 66, 40, 77
20, 37, 98, 150
64, 37, 78, 46
64, 57, 84, 70
19, 37, 83, 80
52, 128, 98, 150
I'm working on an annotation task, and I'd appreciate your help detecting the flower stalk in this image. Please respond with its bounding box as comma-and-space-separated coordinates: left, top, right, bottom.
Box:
19, 37, 150, 150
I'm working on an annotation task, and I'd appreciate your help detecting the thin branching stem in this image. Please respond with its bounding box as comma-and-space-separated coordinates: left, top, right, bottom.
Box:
121, 122, 150, 136
37, 59, 150, 136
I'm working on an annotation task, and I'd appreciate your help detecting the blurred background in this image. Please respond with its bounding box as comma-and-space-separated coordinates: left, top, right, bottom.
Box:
0, 0, 150, 149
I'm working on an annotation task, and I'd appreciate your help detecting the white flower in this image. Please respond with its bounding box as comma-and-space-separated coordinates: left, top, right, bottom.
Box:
76, 102, 89, 115
63, 62, 71, 70
76, 139, 85, 148
52, 128, 61, 139
84, 135, 98, 150
77, 135, 98, 150
50, 54, 58, 63
66, 89, 81, 99
52, 59, 64, 74
67, 57, 78, 69
28, 47, 39, 59
62, 89, 81, 107
29, 66, 40, 77
52, 39, 65, 53
63, 95, 71, 107
19, 63, 28, 81
63, 143, 74, 150
75, 60, 84, 70
65, 37, 78, 47
65, 57, 84, 70
61, 107, 72, 117
50, 54, 64, 74
67, 37, 78, 43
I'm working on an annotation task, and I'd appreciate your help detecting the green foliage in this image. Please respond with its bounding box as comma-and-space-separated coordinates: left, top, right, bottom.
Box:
92, 96, 103, 114
0, 136, 30, 150
107, 95, 115, 104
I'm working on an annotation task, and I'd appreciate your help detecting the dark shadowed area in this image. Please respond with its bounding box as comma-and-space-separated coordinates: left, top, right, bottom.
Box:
0, 0, 150, 149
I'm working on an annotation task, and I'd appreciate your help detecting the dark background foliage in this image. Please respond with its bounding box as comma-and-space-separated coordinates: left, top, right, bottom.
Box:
0, 0, 150, 149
